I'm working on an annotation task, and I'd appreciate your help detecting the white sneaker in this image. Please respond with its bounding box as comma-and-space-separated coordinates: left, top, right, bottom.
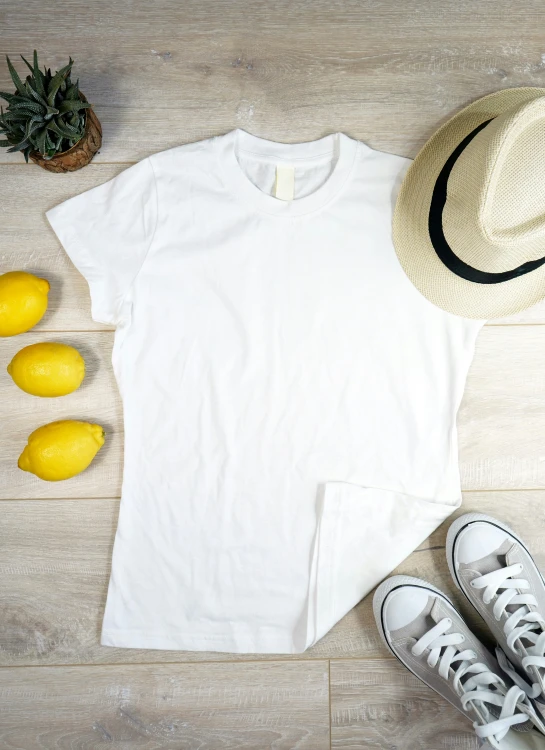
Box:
448, 513, 545, 704
374, 575, 545, 748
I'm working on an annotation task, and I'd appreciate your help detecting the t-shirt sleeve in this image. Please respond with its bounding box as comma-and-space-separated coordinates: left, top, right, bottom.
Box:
387, 152, 412, 210
46, 157, 157, 326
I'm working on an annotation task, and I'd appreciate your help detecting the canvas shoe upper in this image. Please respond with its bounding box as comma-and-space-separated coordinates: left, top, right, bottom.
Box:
374, 575, 545, 749
447, 513, 545, 704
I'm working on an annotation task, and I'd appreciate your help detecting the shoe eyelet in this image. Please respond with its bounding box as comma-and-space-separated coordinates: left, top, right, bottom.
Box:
470, 581, 476, 588
460, 635, 465, 642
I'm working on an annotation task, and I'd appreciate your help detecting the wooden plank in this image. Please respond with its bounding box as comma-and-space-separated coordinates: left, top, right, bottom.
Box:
1, 491, 543, 666
0, 661, 330, 750
330, 658, 476, 750
2, 2, 545, 745
2, 1, 545, 162
1, 165, 121, 333
458, 325, 545, 490
2, 325, 545, 498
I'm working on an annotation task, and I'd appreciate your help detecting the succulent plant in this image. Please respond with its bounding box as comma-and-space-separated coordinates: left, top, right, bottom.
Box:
0, 51, 91, 162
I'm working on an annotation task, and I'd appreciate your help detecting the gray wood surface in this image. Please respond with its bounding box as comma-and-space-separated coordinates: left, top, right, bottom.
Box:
330, 658, 478, 749
3, 0, 545, 746
0, 661, 330, 749
2, 490, 542, 667
2, 0, 545, 164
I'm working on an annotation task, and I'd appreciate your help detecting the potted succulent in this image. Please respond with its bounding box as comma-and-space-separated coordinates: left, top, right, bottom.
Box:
0, 51, 101, 172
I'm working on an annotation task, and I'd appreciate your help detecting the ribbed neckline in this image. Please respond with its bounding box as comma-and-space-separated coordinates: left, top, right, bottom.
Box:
217, 129, 359, 217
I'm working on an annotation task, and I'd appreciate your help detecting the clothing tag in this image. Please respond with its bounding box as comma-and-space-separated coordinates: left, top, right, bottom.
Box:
274, 165, 295, 201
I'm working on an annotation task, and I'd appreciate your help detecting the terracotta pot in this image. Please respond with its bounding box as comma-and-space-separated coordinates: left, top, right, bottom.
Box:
30, 93, 102, 173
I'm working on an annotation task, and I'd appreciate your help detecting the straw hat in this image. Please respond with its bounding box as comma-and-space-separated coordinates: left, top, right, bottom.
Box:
393, 87, 545, 319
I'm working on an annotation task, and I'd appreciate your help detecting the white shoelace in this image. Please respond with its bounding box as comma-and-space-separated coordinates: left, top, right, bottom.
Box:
412, 616, 530, 742
471, 562, 545, 698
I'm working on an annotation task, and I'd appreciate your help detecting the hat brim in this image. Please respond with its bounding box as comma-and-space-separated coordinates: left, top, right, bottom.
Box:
393, 87, 545, 320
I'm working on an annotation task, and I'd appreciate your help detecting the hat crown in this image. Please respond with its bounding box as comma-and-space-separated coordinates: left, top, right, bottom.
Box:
443, 96, 545, 273
393, 86, 545, 319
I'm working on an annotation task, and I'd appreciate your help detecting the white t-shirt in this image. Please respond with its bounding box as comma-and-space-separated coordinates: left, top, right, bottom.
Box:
46, 129, 483, 654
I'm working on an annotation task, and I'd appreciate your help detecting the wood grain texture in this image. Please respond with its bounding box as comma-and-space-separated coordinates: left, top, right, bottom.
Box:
330, 658, 477, 749
2, 0, 545, 163
4, 2, 545, 747
2, 326, 545, 498
1, 166, 121, 333
2, 490, 543, 667
458, 325, 545, 490
0, 661, 330, 749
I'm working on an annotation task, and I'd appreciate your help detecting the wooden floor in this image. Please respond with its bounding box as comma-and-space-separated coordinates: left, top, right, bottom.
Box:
2, 1, 545, 747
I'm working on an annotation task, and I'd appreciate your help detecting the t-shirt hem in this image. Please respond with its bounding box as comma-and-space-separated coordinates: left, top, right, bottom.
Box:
100, 628, 300, 654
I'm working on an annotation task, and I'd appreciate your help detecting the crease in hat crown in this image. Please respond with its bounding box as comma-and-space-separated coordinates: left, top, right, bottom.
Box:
442, 95, 545, 274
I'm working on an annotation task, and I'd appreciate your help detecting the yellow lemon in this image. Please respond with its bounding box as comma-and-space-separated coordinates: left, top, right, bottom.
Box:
18, 420, 105, 481
7, 342, 85, 397
0, 271, 50, 337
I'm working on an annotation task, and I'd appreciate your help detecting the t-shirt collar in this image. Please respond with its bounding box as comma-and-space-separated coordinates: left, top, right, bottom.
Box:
218, 128, 359, 217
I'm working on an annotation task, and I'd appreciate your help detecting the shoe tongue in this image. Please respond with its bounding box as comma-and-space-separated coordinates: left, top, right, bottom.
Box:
471, 539, 513, 576
389, 597, 435, 641
430, 598, 445, 624
506, 543, 522, 568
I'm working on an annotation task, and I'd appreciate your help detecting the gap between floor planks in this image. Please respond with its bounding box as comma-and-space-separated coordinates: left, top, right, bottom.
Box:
1, 488, 543, 501
13, 322, 545, 332
0, 656, 401, 670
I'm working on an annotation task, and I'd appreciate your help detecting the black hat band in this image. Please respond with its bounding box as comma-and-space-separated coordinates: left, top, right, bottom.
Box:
428, 118, 545, 284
